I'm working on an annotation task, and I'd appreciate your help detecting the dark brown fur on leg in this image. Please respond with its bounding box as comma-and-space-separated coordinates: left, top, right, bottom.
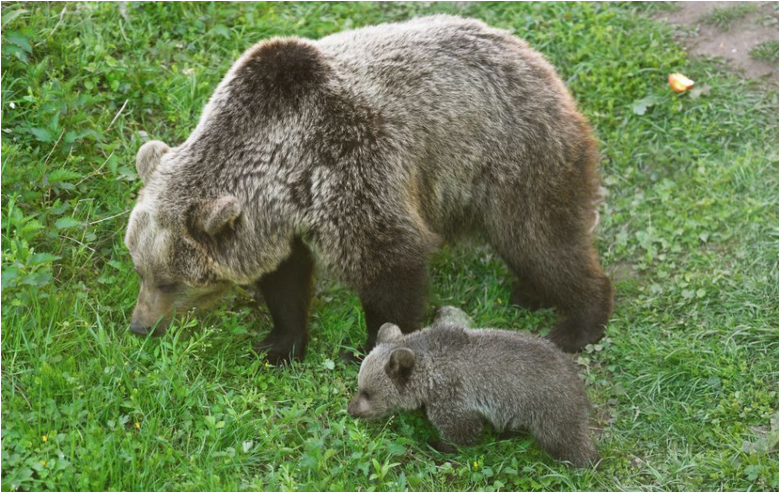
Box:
253, 237, 314, 365
358, 263, 428, 352
491, 200, 613, 352
476, 105, 613, 352
510, 266, 552, 311
505, 246, 612, 353
546, 271, 613, 352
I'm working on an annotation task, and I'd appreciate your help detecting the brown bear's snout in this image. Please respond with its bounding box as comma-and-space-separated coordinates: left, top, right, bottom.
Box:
130, 320, 150, 335
348, 395, 374, 418
129, 315, 170, 336
130, 282, 174, 336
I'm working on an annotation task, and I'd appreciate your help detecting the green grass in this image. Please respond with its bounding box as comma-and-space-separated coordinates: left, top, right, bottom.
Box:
701, 2, 758, 30
1, 2, 778, 491
751, 40, 780, 64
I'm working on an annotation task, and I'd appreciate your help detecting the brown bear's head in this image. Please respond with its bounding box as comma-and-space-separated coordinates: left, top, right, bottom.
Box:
123, 140, 245, 336
123, 38, 327, 336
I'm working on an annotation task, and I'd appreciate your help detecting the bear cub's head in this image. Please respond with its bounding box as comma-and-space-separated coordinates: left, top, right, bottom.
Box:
124, 141, 242, 336
348, 323, 423, 419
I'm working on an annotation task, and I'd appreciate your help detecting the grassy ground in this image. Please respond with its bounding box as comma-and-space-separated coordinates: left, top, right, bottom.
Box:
750, 40, 779, 65
700, 2, 759, 31
1, 2, 778, 491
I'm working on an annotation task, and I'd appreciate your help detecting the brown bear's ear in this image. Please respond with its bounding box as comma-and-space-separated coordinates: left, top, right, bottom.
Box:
377, 323, 403, 344
385, 347, 415, 383
136, 140, 170, 184
194, 196, 242, 236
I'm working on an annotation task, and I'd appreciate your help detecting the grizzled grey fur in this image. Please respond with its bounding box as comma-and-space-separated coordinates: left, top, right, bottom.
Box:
347, 309, 599, 468
124, 15, 613, 363
433, 305, 474, 328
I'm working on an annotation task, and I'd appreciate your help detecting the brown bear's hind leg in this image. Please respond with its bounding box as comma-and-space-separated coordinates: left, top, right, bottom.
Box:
508, 265, 553, 311
546, 267, 613, 353
490, 217, 613, 353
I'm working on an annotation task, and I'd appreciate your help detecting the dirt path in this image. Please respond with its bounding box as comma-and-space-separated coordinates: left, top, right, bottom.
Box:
658, 1, 779, 83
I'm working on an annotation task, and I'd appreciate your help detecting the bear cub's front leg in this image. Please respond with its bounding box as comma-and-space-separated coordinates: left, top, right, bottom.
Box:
427, 405, 484, 453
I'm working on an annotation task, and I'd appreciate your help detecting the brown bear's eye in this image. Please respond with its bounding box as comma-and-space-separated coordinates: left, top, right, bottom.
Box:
157, 283, 179, 294
361, 391, 371, 400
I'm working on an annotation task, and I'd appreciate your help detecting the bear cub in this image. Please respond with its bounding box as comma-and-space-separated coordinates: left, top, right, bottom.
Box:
347, 307, 599, 468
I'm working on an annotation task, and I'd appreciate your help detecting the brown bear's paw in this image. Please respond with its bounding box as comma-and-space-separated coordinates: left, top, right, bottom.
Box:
253, 336, 306, 366
261, 348, 299, 366
428, 439, 458, 454
546, 319, 604, 353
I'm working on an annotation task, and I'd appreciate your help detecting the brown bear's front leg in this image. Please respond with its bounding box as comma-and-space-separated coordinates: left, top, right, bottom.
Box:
253, 237, 314, 365
357, 262, 428, 353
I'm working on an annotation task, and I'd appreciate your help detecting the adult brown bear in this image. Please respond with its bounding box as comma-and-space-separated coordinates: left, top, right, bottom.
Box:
124, 15, 613, 364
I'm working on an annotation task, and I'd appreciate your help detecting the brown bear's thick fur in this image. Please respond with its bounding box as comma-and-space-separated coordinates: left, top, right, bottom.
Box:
124, 15, 613, 364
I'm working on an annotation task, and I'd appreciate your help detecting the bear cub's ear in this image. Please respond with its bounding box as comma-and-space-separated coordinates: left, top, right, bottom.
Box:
385, 347, 415, 383
136, 140, 170, 183
377, 323, 403, 344
194, 196, 242, 236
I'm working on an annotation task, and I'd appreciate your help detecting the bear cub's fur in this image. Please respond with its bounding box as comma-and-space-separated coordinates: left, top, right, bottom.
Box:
348, 307, 599, 468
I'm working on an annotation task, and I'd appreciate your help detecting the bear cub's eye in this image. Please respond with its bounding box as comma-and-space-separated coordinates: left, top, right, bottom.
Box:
361, 391, 371, 400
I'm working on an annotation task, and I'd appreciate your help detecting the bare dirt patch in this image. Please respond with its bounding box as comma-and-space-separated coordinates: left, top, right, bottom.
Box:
658, 1, 779, 83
